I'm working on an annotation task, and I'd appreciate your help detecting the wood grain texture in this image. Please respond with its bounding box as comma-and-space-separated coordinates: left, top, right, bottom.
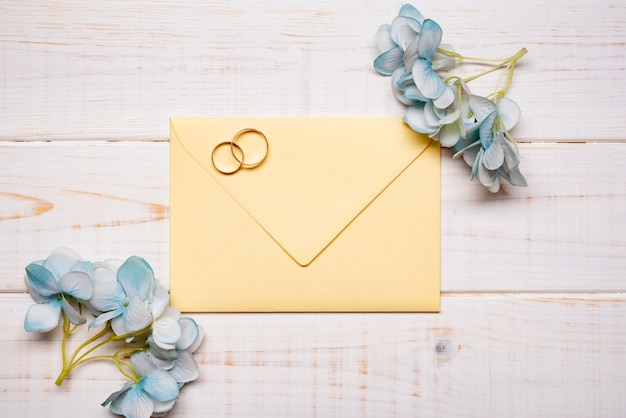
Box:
2, 2, 626, 416
1, 0, 625, 141
2, 293, 625, 417
0, 141, 624, 293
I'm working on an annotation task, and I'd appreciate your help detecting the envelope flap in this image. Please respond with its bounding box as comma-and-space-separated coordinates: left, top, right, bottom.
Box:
170, 118, 431, 266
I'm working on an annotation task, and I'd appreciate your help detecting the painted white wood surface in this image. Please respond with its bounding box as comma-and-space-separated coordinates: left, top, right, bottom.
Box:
1, 0, 625, 141
2, 1, 626, 417
3, 293, 625, 417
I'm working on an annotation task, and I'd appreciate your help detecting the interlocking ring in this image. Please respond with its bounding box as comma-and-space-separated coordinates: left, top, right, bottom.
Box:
211, 128, 269, 175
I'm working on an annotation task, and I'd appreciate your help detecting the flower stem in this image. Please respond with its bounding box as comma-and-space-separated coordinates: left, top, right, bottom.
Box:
55, 323, 113, 386
437, 47, 527, 66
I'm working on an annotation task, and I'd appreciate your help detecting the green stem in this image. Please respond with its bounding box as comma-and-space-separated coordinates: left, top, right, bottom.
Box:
437, 47, 527, 66
55, 323, 113, 386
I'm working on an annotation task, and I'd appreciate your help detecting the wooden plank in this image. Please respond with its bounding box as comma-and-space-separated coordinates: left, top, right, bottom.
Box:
1, 0, 625, 141
2, 292, 625, 417
1, 142, 624, 293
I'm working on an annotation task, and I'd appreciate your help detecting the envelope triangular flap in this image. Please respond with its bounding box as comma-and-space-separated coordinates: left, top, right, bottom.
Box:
171, 118, 430, 266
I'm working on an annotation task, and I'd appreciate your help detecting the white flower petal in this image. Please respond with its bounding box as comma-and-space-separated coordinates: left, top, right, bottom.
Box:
169, 351, 199, 383
24, 301, 61, 332
122, 297, 153, 334
59, 271, 93, 300
439, 123, 462, 147
469, 95, 497, 122
433, 87, 455, 109
507, 167, 528, 187
131, 351, 158, 377
403, 103, 438, 134
153, 316, 182, 349
390, 16, 420, 49
412, 59, 445, 99
90, 280, 125, 312
152, 399, 176, 415
478, 159, 497, 187
497, 97, 521, 131
41, 247, 81, 279
487, 176, 501, 193
176, 317, 200, 351
113, 386, 154, 418
501, 138, 521, 169
423, 100, 439, 127
92, 263, 118, 286
482, 140, 505, 170
90, 308, 121, 330
61, 297, 86, 325
375, 24, 395, 53
462, 144, 480, 167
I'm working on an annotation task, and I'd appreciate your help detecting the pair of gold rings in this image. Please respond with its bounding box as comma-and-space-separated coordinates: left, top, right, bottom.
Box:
211, 128, 269, 175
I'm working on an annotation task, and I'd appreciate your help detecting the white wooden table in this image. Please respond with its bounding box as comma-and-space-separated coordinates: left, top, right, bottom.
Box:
1, 1, 625, 417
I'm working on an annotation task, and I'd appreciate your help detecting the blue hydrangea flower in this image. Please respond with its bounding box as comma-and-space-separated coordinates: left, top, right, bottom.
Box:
453, 98, 527, 192
102, 352, 179, 418
24, 247, 93, 333
374, 4, 425, 75
147, 314, 203, 386
89, 256, 155, 335
410, 18, 446, 100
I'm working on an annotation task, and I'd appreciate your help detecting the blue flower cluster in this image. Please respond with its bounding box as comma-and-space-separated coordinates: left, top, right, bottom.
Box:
374, 4, 528, 192
24, 247, 203, 418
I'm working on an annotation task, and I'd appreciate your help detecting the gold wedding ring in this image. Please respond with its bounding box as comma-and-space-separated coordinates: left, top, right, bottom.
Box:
211, 128, 269, 175
211, 141, 244, 175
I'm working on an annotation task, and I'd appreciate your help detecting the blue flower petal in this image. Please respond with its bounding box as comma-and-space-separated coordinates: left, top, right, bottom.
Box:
439, 123, 462, 147
141, 369, 180, 402
375, 24, 395, 53
121, 296, 153, 334
469, 95, 497, 123
90, 280, 125, 312
479, 112, 498, 148
412, 59, 445, 99
482, 139, 505, 170
71, 260, 94, 277
390, 16, 420, 49
501, 137, 521, 169
41, 247, 81, 279
497, 97, 521, 130
111, 385, 154, 418
90, 308, 122, 330
131, 351, 158, 377
117, 256, 153, 301
373, 47, 404, 76
417, 19, 442, 60
24, 300, 61, 332
176, 317, 200, 351
102, 380, 133, 408
506, 167, 528, 187
61, 296, 86, 325
152, 399, 176, 416
398, 4, 424, 22
24, 274, 50, 303
59, 271, 93, 301
403, 103, 439, 134
25, 264, 59, 297
168, 351, 199, 383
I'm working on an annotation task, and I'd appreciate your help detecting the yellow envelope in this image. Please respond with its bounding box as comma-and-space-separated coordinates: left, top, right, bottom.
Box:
169, 118, 440, 312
